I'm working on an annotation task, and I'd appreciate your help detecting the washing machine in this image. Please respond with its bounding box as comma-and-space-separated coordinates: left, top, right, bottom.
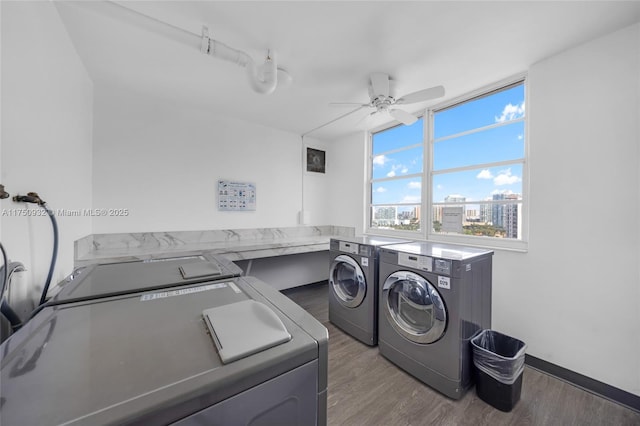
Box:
43, 252, 243, 307
0, 276, 328, 425
378, 241, 493, 399
328, 236, 411, 346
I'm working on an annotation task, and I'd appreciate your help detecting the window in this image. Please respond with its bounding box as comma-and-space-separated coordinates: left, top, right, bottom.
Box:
368, 117, 424, 234
367, 76, 527, 250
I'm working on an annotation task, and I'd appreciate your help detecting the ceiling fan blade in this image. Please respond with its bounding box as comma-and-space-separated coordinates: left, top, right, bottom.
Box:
329, 102, 369, 107
389, 108, 418, 126
370, 72, 390, 98
396, 85, 445, 105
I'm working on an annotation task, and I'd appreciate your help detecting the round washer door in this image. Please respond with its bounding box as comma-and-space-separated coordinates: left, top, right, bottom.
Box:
382, 271, 447, 344
329, 254, 366, 308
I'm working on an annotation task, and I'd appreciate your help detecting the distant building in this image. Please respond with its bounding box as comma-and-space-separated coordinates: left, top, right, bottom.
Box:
503, 194, 521, 239
480, 199, 492, 224
489, 193, 521, 238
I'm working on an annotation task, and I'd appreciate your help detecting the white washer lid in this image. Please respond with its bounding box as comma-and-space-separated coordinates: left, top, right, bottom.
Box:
203, 300, 292, 364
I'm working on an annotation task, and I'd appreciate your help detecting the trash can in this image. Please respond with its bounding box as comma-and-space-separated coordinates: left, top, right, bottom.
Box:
471, 329, 527, 412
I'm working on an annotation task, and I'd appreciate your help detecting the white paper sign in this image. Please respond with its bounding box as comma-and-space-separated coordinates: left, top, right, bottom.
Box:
442, 207, 463, 233
218, 180, 256, 211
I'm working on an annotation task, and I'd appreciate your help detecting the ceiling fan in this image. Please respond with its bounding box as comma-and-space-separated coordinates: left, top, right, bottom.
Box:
331, 72, 445, 128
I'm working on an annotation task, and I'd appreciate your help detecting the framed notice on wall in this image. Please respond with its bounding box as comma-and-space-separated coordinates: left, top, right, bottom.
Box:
218, 180, 256, 211
306, 147, 326, 173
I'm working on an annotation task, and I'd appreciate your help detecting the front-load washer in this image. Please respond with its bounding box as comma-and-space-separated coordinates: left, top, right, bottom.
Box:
329, 236, 411, 346
44, 252, 243, 307
378, 242, 493, 399
0, 276, 328, 425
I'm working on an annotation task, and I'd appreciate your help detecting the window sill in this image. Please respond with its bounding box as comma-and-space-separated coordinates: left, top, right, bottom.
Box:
426, 233, 528, 253
365, 228, 528, 253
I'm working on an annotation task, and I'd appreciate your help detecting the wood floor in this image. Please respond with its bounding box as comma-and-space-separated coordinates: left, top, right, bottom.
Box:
282, 282, 640, 426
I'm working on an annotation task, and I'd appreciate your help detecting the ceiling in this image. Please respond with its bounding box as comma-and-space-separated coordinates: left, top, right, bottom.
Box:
54, 1, 640, 140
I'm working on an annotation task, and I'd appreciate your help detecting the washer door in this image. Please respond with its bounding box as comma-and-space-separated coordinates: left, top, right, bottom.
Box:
329, 255, 366, 308
382, 271, 447, 344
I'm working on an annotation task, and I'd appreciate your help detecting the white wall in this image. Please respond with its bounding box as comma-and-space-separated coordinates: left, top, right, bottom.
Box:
327, 131, 367, 231
0, 2, 93, 310
328, 23, 640, 396
517, 22, 639, 396
92, 84, 334, 233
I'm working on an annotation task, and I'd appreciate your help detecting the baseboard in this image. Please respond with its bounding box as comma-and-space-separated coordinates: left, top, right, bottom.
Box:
525, 354, 640, 413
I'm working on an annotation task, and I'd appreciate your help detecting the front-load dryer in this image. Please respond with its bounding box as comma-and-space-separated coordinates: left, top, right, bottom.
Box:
378, 242, 493, 399
329, 236, 411, 346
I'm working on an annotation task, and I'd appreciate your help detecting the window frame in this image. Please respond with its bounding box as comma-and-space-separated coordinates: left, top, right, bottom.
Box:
365, 73, 529, 251
366, 119, 426, 240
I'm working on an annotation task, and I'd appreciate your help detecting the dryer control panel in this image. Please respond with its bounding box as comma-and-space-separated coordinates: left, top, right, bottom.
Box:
398, 253, 432, 272
339, 241, 359, 254
434, 259, 452, 275
337, 241, 373, 257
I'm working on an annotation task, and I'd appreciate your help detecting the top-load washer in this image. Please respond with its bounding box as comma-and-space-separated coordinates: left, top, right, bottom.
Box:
378, 241, 493, 399
328, 236, 411, 346
0, 275, 328, 425
44, 252, 242, 307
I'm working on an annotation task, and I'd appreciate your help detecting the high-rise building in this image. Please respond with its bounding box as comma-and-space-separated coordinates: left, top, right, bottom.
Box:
503, 194, 521, 239
413, 206, 421, 222
479, 199, 492, 224
492, 193, 506, 228
489, 193, 521, 238
433, 205, 443, 223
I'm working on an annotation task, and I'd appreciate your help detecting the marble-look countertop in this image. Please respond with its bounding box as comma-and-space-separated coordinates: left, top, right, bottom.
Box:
75, 225, 355, 267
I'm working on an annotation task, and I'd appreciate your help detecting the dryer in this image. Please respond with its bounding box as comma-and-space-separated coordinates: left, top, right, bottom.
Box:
329, 236, 410, 346
378, 242, 493, 399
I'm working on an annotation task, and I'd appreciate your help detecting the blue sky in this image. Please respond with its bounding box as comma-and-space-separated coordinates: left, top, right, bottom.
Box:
372, 83, 525, 206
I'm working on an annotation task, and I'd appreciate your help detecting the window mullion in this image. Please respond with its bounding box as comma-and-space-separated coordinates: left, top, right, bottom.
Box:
432, 158, 525, 176
433, 117, 525, 144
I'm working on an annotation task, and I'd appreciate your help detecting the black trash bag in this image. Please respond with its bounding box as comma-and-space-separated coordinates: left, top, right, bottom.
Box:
471, 329, 527, 385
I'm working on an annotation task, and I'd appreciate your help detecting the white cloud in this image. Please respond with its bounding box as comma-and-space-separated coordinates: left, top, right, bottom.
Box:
436, 184, 443, 190
375, 187, 387, 193
477, 169, 494, 179
493, 168, 521, 186
495, 101, 525, 123
518, 134, 523, 140
386, 164, 409, 176
491, 189, 514, 196
373, 155, 386, 166
408, 181, 421, 189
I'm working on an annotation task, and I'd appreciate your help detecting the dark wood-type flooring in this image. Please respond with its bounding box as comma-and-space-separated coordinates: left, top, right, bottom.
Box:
282, 282, 640, 426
